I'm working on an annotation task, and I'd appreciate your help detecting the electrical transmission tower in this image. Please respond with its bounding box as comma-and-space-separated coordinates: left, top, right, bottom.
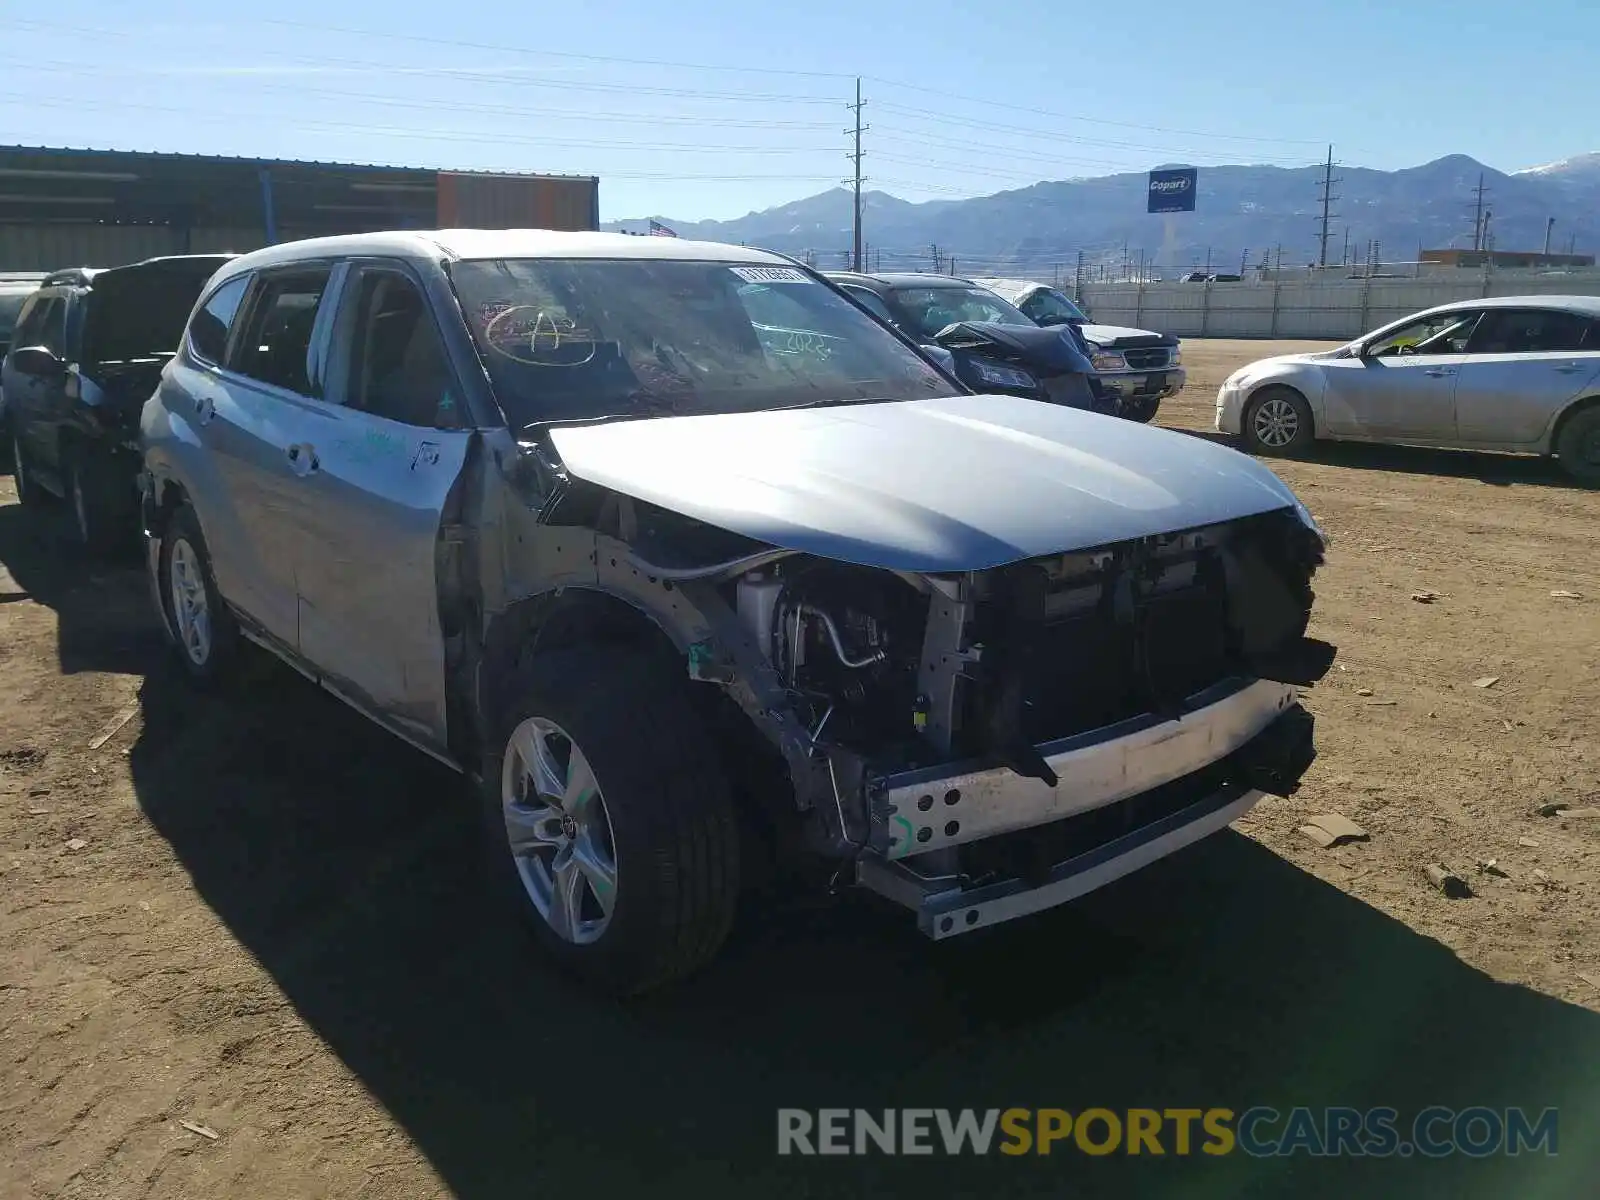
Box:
1469, 173, 1490, 251
1316, 145, 1341, 268
846, 79, 867, 272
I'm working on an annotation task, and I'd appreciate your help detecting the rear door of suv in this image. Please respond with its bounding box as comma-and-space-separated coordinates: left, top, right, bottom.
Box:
156, 263, 342, 648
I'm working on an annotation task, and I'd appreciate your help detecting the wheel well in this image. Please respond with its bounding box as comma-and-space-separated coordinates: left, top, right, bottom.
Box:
146, 476, 188, 538
1551, 395, 1600, 451
479, 590, 681, 730
476, 588, 800, 858
1245, 383, 1315, 435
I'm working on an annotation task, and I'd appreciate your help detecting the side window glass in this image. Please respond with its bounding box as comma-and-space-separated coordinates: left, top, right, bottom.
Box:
188, 276, 250, 366
234, 269, 332, 395
1370, 312, 1479, 357
1470, 310, 1589, 355
346, 271, 459, 428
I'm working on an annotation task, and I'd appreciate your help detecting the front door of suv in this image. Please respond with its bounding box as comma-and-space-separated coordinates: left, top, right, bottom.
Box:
292, 260, 472, 752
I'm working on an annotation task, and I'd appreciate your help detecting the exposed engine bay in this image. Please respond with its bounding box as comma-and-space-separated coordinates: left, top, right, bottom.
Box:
727, 505, 1326, 777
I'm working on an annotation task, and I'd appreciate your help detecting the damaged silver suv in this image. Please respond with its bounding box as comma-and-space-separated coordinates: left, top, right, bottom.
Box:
140, 231, 1333, 995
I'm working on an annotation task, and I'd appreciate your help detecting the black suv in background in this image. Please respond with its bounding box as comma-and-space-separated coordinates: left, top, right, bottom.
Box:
2, 255, 231, 552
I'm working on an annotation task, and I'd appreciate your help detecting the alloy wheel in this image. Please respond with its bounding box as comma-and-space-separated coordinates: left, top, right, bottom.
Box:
168, 537, 212, 666
1253, 396, 1300, 448
500, 717, 619, 945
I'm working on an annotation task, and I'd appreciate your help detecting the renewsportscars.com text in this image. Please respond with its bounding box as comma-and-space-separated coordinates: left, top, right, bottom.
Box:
777, 1106, 1558, 1158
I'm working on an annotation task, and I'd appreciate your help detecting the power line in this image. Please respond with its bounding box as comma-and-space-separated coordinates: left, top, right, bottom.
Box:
255, 18, 859, 79
872, 104, 1314, 165
0, 57, 841, 130
866, 77, 1326, 145
1, 17, 1333, 154
0, 92, 843, 155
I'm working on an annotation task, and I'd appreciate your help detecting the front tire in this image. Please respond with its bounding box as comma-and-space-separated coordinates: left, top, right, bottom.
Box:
482, 647, 741, 996
1241, 386, 1314, 457
1121, 394, 1161, 423
158, 503, 238, 684
1554, 405, 1600, 486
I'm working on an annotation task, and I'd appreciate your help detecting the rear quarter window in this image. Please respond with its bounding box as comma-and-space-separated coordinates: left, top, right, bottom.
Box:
188, 275, 251, 366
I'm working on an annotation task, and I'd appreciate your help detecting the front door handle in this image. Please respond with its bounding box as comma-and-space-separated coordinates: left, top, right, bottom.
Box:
1423, 368, 1456, 378
1554, 363, 1584, 374
286, 443, 320, 476
194, 394, 215, 425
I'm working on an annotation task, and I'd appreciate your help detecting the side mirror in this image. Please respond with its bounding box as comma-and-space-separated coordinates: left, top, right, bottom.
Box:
9, 345, 65, 377
1034, 314, 1069, 327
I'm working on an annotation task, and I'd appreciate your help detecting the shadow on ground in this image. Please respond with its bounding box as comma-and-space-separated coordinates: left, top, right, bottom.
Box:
1176, 428, 1584, 489
0, 488, 156, 675
4, 497, 1597, 1199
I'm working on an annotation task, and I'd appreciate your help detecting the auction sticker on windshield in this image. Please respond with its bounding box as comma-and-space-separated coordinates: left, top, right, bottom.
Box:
731, 266, 811, 284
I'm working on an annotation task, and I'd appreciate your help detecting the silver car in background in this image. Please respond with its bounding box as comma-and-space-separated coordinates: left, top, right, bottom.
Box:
1215, 296, 1600, 484
140, 230, 1331, 995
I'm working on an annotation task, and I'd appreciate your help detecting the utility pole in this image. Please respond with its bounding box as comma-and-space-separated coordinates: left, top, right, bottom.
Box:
928, 243, 940, 273
1481, 210, 1493, 252
1316, 144, 1341, 268
1544, 217, 1555, 256
1274, 244, 1283, 271
1341, 227, 1350, 266
847, 78, 866, 272
1240, 248, 1249, 276
1470, 173, 1489, 251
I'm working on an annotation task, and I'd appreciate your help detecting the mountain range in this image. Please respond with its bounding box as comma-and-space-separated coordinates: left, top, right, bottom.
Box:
607, 153, 1600, 275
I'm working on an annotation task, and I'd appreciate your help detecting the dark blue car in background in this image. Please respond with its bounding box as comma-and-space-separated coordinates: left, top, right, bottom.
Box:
825, 271, 1111, 414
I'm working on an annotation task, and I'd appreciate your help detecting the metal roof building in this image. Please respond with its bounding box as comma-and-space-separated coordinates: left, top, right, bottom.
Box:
0, 145, 600, 271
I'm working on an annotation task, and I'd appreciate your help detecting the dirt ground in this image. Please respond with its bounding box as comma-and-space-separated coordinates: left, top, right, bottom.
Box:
2, 341, 1597, 1198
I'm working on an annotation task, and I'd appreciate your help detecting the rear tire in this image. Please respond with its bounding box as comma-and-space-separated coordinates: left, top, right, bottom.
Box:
1554, 405, 1600, 487
158, 503, 239, 685
481, 647, 741, 996
65, 443, 135, 556
11, 431, 43, 509
1241, 386, 1314, 457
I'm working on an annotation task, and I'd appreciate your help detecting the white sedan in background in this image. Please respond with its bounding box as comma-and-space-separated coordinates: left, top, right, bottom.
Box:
1215, 296, 1600, 484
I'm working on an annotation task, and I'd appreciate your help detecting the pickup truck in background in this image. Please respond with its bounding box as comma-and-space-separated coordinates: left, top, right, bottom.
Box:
971, 277, 1186, 423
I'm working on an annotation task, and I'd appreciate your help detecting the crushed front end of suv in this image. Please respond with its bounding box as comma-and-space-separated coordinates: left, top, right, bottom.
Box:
140, 231, 1333, 995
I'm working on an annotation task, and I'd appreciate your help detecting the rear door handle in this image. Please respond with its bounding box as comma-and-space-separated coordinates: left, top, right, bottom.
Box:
1423, 368, 1456, 378
286, 443, 320, 476
194, 394, 215, 425
1554, 363, 1584, 374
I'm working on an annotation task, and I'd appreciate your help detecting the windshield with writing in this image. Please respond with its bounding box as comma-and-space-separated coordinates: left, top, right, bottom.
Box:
447, 258, 953, 425
887, 286, 1037, 340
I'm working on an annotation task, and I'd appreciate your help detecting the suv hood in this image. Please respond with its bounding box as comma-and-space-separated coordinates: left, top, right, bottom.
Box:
548, 393, 1306, 572
1077, 322, 1176, 349
933, 320, 1093, 375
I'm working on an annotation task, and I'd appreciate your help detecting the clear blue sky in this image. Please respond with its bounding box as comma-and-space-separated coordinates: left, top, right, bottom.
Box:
2, 0, 1595, 223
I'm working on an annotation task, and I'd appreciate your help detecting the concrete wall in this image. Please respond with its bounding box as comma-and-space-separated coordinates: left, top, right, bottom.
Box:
1078, 271, 1600, 339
